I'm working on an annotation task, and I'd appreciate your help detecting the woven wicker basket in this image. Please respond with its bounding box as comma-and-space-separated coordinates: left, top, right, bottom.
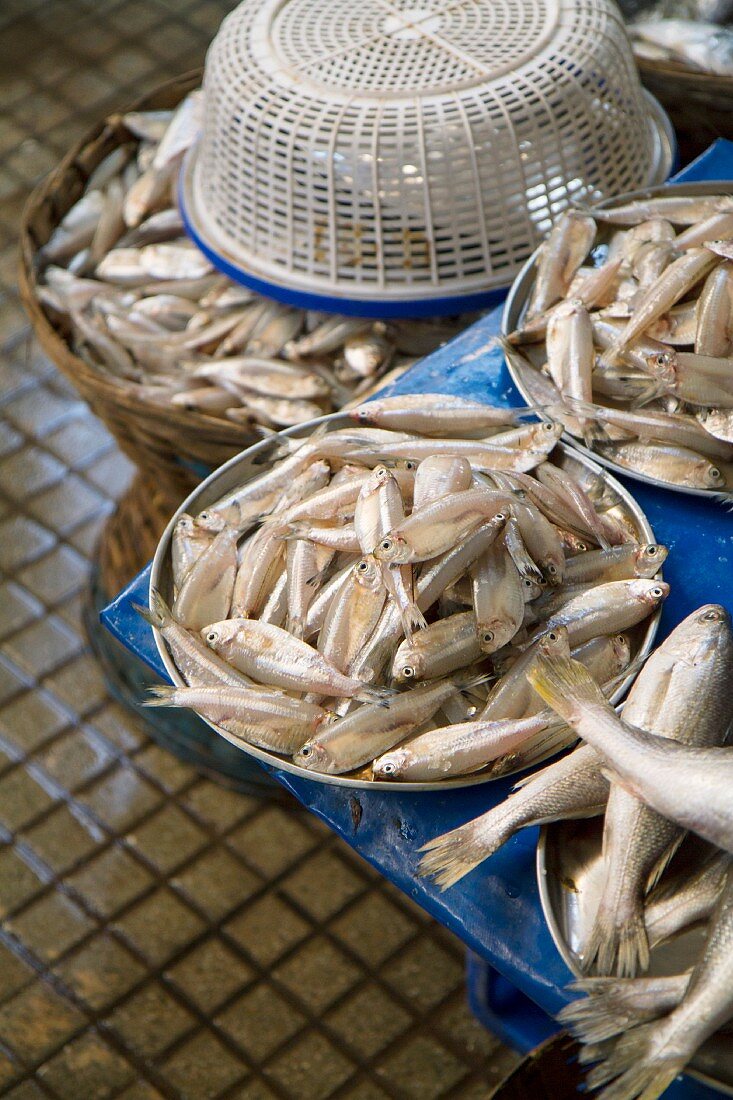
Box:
19, 69, 261, 504
638, 58, 733, 160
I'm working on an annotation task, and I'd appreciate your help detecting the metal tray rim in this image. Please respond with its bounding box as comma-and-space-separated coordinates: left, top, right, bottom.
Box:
536, 824, 733, 1096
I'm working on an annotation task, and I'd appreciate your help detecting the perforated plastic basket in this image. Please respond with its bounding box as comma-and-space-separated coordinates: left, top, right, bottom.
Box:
180, 0, 674, 317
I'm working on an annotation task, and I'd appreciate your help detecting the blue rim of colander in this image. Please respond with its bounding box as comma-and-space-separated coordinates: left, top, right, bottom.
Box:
177, 165, 507, 319
178, 88, 675, 320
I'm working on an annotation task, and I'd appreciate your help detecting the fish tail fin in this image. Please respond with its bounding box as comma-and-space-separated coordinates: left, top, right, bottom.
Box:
455, 669, 495, 693
629, 384, 665, 411
582, 897, 649, 979
143, 685, 177, 707
712, 490, 733, 512
559, 979, 645, 1045
599, 343, 623, 368
528, 652, 608, 723
400, 603, 428, 637
417, 809, 514, 889
134, 587, 169, 629
585, 1019, 687, 1100
357, 685, 395, 707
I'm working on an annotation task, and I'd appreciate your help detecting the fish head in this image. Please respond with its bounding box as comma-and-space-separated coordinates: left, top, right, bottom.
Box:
521, 576, 544, 601
392, 648, 423, 684
349, 405, 376, 425
631, 578, 669, 609
194, 508, 228, 533
359, 464, 394, 499
536, 625, 572, 660
372, 748, 410, 780
558, 530, 590, 555
701, 461, 726, 490
175, 513, 196, 535
633, 542, 668, 577
477, 618, 518, 655
541, 553, 565, 586
293, 739, 332, 772
643, 350, 676, 385
201, 620, 237, 650
533, 421, 564, 447
373, 534, 410, 564
661, 604, 732, 664
612, 633, 632, 670
353, 556, 383, 591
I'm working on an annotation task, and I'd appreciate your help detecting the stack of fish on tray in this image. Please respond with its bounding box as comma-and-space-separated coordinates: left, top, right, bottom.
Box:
34, 91, 471, 430
139, 393, 668, 781
420, 605, 733, 1100
503, 193, 733, 496
619, 0, 733, 75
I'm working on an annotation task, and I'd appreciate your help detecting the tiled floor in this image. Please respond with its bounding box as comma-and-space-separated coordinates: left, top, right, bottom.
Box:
0, 3, 520, 1096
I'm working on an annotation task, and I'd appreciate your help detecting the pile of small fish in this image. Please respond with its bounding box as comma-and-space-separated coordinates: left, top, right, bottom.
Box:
420, 604, 733, 1100
35, 91, 471, 430
140, 394, 667, 781
618, 0, 733, 75
504, 193, 733, 497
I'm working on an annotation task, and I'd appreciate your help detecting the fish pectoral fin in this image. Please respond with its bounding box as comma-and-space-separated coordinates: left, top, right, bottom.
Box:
528, 652, 611, 724
645, 832, 686, 894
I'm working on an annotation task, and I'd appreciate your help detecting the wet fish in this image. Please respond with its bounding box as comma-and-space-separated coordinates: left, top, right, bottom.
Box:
145, 683, 324, 754
203, 618, 392, 702
582, 865, 733, 1100
418, 743, 608, 888
528, 609, 733, 855
294, 671, 488, 775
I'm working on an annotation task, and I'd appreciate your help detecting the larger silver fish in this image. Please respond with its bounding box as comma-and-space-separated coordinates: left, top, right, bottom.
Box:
528, 608, 733, 855
418, 744, 608, 888
582, 865, 733, 1100
582, 607, 733, 979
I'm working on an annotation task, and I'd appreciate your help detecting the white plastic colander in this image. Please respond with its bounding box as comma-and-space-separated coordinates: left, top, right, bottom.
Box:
180, 0, 674, 317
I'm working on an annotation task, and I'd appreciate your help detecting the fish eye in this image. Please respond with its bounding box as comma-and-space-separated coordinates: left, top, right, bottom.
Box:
710, 467, 722, 480
547, 563, 557, 575
300, 745, 312, 758
547, 631, 558, 641
645, 544, 658, 555
495, 512, 507, 523
356, 560, 369, 573
482, 631, 494, 645
701, 608, 722, 622
380, 538, 393, 552
206, 631, 218, 643
523, 578, 533, 588
651, 586, 663, 598
381, 761, 396, 775
614, 634, 625, 644
543, 422, 555, 432
402, 666, 415, 679
654, 354, 667, 367
199, 511, 210, 521
403, 460, 417, 470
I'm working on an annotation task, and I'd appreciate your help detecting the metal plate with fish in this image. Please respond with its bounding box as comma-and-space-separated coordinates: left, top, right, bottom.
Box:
502, 181, 733, 500
149, 411, 662, 790
537, 818, 733, 1095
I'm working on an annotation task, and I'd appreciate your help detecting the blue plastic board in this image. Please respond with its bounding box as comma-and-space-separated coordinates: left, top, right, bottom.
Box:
103, 141, 733, 1093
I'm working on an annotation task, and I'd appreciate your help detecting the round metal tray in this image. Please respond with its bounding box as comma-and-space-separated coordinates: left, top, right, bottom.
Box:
150, 411, 662, 791
537, 818, 733, 1095
502, 180, 733, 501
